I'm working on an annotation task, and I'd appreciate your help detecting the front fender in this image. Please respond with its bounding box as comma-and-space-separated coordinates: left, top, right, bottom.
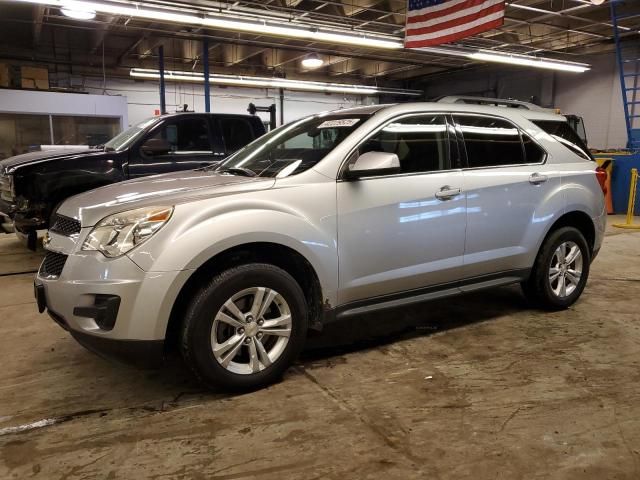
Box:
127, 196, 338, 306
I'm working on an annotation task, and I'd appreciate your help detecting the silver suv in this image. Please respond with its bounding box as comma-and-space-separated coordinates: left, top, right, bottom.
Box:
35, 103, 606, 390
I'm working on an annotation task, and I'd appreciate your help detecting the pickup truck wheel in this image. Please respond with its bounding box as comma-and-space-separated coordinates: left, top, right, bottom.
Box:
522, 226, 590, 310
180, 263, 308, 391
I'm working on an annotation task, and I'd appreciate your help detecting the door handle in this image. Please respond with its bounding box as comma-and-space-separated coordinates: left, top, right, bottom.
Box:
529, 173, 548, 185
435, 186, 461, 200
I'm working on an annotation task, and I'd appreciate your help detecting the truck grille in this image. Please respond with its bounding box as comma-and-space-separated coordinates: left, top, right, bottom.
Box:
0, 174, 12, 202
40, 252, 68, 278
50, 214, 81, 236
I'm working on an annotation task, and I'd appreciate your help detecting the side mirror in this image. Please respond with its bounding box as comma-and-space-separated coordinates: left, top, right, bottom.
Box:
344, 151, 400, 180
141, 138, 171, 156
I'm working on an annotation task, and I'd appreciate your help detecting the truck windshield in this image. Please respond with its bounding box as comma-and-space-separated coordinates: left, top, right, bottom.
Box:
104, 117, 159, 152
215, 113, 370, 178
533, 120, 593, 161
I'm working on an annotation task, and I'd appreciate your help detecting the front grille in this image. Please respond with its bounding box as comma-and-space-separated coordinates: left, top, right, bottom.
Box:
50, 214, 81, 236
40, 252, 68, 278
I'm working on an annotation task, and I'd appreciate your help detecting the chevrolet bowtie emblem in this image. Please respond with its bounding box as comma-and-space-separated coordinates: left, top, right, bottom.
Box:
43, 232, 51, 248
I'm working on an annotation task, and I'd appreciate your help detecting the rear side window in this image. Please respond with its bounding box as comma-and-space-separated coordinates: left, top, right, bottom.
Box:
147, 118, 212, 153
357, 114, 450, 173
454, 115, 524, 168
522, 133, 546, 164
219, 118, 256, 153
532, 120, 593, 161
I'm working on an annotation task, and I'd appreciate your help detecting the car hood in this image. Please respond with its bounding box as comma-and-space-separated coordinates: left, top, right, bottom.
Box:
57, 169, 276, 227
0, 148, 99, 173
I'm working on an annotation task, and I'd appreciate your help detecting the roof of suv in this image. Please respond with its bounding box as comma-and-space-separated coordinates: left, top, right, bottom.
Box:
157, 112, 261, 120
331, 102, 566, 123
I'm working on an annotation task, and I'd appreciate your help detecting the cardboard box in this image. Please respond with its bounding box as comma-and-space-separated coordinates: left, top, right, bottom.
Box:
0, 63, 9, 88
21, 66, 49, 90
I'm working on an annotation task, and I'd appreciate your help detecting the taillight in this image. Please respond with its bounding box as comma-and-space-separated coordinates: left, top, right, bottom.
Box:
595, 166, 607, 195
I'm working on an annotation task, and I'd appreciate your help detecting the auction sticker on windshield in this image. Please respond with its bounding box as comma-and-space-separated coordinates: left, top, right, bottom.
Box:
317, 119, 361, 128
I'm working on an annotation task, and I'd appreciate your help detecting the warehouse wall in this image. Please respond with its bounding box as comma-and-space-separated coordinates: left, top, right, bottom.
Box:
75, 77, 374, 128
554, 53, 627, 150
417, 51, 627, 150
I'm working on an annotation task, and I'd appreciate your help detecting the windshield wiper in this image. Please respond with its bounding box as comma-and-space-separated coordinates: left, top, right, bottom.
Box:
218, 167, 257, 177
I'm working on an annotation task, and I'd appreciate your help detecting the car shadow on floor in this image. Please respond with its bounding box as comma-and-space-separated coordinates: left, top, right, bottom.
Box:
301, 285, 529, 362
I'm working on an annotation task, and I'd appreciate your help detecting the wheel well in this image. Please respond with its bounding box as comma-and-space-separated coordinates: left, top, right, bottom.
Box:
164, 242, 324, 350
547, 211, 596, 253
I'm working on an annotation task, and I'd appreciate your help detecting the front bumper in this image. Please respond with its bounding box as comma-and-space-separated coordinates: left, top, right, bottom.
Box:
0, 197, 46, 233
35, 234, 192, 367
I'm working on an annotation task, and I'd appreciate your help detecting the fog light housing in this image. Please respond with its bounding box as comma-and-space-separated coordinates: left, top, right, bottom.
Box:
73, 294, 121, 330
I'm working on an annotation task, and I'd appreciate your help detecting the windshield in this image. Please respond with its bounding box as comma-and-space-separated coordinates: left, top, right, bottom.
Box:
533, 120, 593, 161
215, 113, 371, 178
104, 117, 160, 152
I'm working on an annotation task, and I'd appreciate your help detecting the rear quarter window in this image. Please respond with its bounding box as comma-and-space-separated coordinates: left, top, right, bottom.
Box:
532, 120, 593, 161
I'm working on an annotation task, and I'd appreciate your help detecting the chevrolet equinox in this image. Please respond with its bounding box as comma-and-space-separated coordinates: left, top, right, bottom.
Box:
35, 103, 606, 390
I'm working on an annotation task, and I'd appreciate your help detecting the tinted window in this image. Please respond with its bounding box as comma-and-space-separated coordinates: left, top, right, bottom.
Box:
220, 118, 255, 153
357, 115, 450, 173
522, 133, 546, 163
149, 118, 212, 153
533, 120, 592, 161
455, 115, 524, 168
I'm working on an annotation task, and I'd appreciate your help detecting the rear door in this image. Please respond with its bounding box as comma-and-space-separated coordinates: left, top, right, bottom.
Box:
217, 116, 261, 157
454, 114, 560, 278
337, 113, 467, 305
128, 115, 217, 178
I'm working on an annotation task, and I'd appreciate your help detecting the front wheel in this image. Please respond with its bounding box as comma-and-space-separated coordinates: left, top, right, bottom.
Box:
522, 226, 591, 310
180, 263, 308, 391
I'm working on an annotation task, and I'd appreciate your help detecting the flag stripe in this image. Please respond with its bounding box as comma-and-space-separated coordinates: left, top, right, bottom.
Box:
408, 0, 494, 24
408, 0, 472, 17
407, 3, 505, 36
405, 17, 504, 47
407, 10, 504, 42
405, 0, 505, 48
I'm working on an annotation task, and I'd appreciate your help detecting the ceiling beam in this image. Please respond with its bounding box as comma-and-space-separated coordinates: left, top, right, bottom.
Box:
32, 5, 45, 47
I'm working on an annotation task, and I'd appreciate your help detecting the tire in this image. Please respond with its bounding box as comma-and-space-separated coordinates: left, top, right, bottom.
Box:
522, 226, 591, 310
180, 263, 308, 391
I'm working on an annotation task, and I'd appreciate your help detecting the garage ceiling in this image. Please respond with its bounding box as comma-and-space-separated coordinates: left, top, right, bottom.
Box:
0, 0, 638, 89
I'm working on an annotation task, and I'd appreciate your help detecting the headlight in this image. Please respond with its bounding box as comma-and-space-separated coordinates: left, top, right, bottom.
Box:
82, 206, 173, 258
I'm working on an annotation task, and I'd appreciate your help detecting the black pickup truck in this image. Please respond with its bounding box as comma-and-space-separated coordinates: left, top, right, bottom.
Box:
0, 112, 265, 248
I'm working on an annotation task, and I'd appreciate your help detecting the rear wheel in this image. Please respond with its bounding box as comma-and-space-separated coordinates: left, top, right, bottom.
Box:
522, 226, 590, 310
180, 263, 308, 390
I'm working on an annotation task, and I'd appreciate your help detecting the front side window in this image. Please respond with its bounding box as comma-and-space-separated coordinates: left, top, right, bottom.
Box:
455, 115, 524, 168
148, 118, 212, 154
354, 114, 450, 174
215, 114, 370, 178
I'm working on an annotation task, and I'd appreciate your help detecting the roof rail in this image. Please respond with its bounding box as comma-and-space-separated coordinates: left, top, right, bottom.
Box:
435, 95, 547, 112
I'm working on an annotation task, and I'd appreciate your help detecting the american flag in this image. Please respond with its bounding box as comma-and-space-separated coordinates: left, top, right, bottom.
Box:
405, 0, 505, 48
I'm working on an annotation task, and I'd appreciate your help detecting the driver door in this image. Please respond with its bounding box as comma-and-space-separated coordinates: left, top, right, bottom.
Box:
336, 113, 467, 305
128, 116, 220, 178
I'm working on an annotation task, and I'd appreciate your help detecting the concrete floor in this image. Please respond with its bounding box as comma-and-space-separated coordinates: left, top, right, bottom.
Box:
1, 217, 639, 479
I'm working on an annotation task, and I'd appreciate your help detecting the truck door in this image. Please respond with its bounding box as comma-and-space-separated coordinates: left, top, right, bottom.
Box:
128, 115, 218, 178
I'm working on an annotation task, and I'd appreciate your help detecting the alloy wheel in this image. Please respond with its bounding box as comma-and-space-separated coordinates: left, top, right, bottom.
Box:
211, 287, 292, 375
548, 241, 583, 298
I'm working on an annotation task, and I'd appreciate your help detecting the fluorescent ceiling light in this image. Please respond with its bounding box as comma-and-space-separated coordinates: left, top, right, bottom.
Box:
60, 0, 95, 19
60, 6, 95, 19
16, 0, 402, 49
130, 68, 422, 96
16, 0, 591, 72
468, 51, 590, 73
301, 54, 324, 69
